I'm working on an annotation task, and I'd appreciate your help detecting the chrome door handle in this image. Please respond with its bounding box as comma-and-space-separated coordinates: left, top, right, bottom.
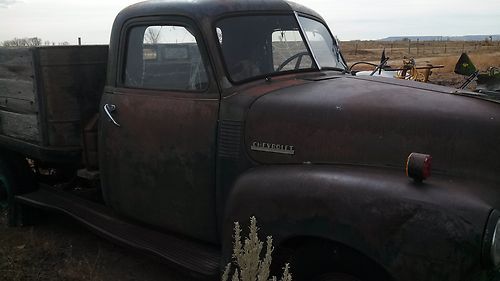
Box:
104, 104, 121, 127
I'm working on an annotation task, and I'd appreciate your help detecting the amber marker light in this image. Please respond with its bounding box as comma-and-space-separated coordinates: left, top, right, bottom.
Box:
406, 153, 432, 182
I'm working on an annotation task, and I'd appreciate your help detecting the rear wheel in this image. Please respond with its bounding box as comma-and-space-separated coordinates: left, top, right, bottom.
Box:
0, 150, 37, 226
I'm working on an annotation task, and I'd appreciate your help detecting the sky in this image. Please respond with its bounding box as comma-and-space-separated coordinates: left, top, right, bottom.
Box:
1, 0, 500, 44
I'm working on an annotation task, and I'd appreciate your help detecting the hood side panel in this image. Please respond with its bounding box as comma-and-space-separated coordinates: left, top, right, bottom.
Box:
245, 77, 500, 183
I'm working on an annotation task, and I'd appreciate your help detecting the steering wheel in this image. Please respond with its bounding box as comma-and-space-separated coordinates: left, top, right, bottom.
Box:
276, 51, 312, 72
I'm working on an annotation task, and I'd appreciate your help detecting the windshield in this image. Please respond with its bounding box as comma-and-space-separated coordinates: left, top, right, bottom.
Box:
298, 16, 344, 70
216, 14, 345, 82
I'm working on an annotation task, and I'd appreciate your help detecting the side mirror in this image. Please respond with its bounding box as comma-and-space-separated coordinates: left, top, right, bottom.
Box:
454, 53, 477, 76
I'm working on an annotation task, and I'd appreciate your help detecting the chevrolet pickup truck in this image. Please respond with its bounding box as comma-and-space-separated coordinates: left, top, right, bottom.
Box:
1, 1, 499, 280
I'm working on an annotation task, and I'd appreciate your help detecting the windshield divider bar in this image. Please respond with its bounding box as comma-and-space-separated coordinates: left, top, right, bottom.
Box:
294, 11, 321, 71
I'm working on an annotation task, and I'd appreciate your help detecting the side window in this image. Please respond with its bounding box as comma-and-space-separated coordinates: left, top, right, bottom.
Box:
124, 25, 209, 91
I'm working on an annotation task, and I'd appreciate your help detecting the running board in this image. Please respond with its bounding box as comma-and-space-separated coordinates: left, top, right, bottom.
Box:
15, 187, 221, 279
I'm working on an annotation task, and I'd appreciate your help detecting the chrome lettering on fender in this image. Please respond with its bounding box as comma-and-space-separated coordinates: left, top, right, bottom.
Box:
251, 141, 295, 155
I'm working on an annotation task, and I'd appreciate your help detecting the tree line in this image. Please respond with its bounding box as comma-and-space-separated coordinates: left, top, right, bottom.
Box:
2, 37, 69, 47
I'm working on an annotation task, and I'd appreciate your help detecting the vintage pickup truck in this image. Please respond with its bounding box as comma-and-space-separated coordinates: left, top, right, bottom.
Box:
1, 0, 500, 280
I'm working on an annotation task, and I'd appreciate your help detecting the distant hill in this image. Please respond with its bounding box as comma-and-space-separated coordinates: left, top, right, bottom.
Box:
379, 35, 500, 41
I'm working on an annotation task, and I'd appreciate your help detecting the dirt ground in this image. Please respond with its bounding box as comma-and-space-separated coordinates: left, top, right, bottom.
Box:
1, 41, 499, 281
341, 40, 500, 89
0, 210, 197, 281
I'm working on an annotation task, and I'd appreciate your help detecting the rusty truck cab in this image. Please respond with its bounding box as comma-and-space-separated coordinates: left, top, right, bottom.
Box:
100, 0, 346, 243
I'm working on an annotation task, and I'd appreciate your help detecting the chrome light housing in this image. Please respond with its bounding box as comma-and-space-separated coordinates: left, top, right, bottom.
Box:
492, 219, 500, 266
484, 210, 500, 268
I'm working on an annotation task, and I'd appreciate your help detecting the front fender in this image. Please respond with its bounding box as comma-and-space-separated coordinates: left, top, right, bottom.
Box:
223, 165, 491, 281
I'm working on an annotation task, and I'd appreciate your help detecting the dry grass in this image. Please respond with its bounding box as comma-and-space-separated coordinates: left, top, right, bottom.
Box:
428, 52, 500, 73
342, 40, 500, 68
341, 40, 500, 88
341, 40, 500, 62
0, 211, 195, 281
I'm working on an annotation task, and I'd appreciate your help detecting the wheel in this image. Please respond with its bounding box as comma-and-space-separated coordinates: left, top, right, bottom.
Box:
0, 150, 37, 226
281, 239, 391, 281
290, 242, 359, 281
317, 272, 361, 281
276, 51, 312, 71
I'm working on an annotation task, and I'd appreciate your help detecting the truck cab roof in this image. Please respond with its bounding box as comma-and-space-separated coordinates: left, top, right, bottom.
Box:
115, 0, 323, 23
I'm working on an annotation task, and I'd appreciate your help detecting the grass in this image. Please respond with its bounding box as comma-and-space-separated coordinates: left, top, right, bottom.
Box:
341, 40, 500, 88
429, 52, 500, 73
341, 40, 500, 62
341, 40, 500, 70
0, 214, 291, 281
0, 210, 109, 281
0, 211, 196, 281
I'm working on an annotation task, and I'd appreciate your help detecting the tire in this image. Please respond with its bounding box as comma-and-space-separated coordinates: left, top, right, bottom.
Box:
317, 272, 361, 281
285, 239, 391, 281
0, 150, 37, 226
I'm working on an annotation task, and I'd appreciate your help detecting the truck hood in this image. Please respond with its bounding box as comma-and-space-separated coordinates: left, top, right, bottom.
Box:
245, 76, 500, 183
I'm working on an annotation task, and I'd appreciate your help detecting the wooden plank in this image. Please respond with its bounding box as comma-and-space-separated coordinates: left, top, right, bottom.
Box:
0, 78, 37, 114
0, 110, 39, 143
0, 78, 36, 101
0, 49, 37, 114
0, 48, 33, 81
0, 48, 32, 64
0, 97, 37, 114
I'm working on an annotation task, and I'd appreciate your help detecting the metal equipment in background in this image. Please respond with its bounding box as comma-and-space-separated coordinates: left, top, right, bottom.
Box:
351, 50, 444, 83
455, 52, 500, 97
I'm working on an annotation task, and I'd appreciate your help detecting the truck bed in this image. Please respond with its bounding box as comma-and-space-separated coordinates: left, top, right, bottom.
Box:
0, 46, 107, 163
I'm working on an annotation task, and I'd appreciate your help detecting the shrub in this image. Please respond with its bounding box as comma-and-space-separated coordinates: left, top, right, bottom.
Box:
222, 216, 292, 281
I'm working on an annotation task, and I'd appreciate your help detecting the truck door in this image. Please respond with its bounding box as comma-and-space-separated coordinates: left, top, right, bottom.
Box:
99, 18, 219, 243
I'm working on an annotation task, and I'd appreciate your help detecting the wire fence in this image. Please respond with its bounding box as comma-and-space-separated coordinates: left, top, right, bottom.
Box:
340, 40, 500, 62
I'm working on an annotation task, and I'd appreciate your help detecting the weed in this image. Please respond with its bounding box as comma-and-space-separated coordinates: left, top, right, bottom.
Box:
222, 216, 292, 281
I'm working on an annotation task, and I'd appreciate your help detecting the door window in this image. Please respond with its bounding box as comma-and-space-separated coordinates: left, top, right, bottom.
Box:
124, 25, 209, 91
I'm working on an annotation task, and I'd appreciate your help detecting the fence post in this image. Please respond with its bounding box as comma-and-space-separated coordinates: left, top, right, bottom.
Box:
354, 43, 358, 55
444, 42, 447, 54
408, 39, 411, 54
